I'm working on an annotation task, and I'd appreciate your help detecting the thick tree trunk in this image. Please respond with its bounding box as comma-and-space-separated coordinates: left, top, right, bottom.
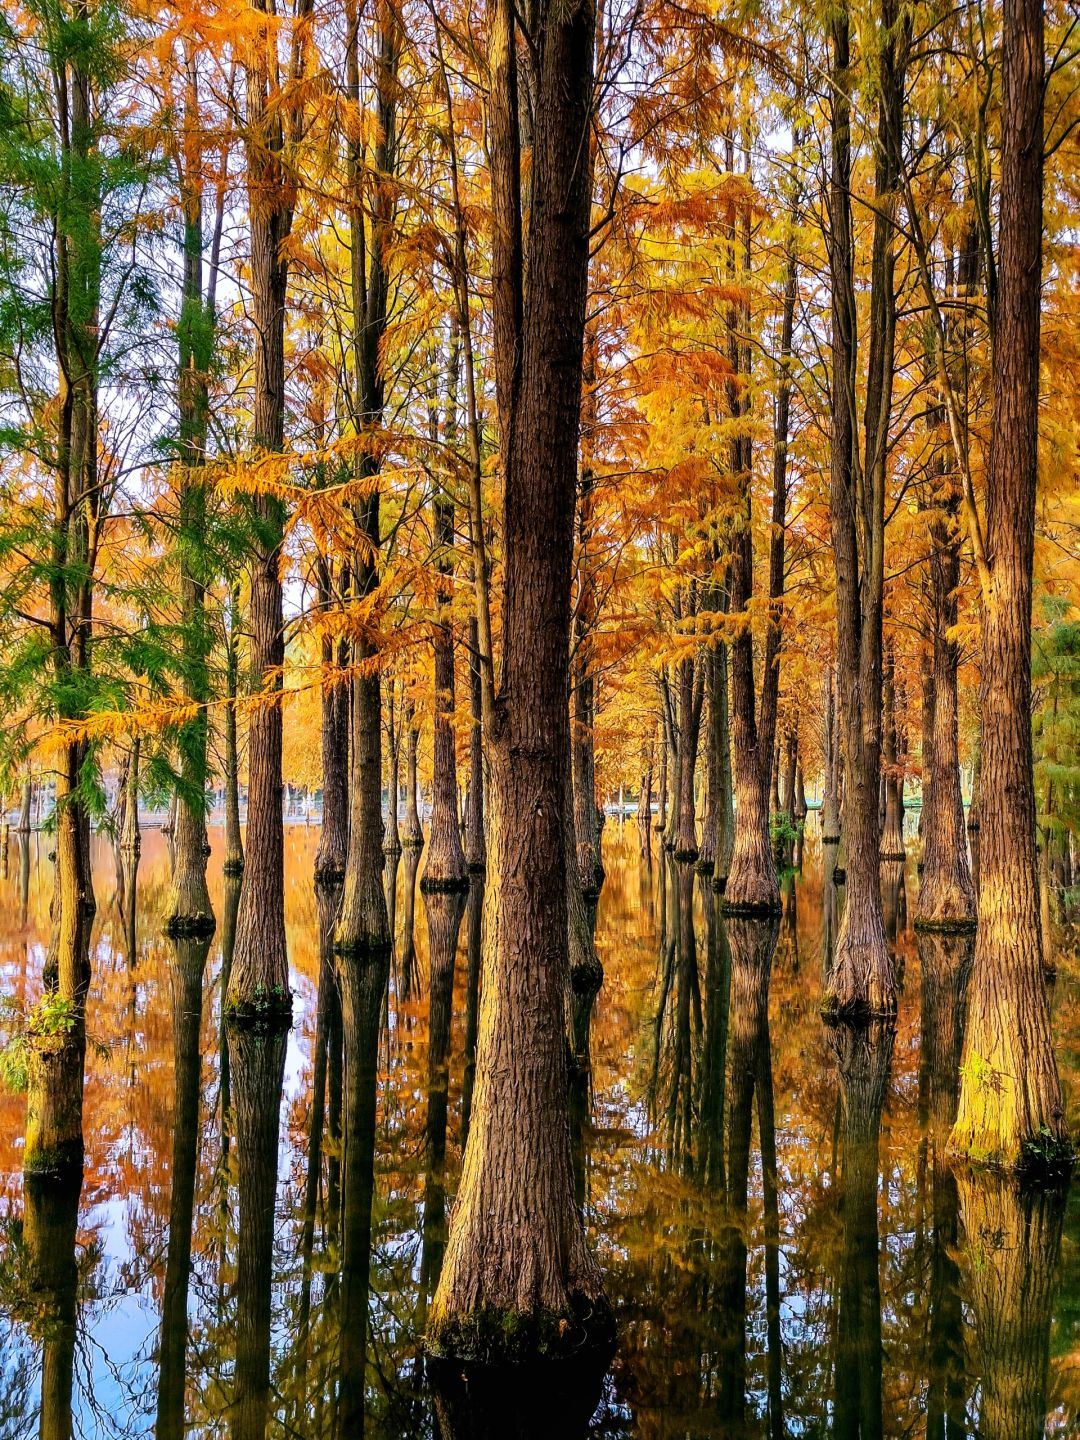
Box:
228, 34, 292, 1013
916, 465, 975, 927
423, 497, 469, 892
824, 0, 902, 1017
428, 0, 610, 1360
950, 0, 1068, 1169
155, 933, 211, 1440
821, 665, 841, 842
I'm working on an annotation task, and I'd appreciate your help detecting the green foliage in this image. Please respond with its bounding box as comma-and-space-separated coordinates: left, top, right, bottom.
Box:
0, 993, 79, 1093
769, 810, 801, 850
1033, 608, 1080, 848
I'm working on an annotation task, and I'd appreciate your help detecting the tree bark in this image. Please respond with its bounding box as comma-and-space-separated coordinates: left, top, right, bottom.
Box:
428, 0, 611, 1359
916, 449, 975, 927
880, 643, 906, 860
402, 704, 424, 847
315, 571, 349, 884
423, 494, 469, 892
823, 0, 905, 1016
465, 614, 486, 872
950, 0, 1068, 1168
24, 1172, 81, 1440
223, 584, 245, 875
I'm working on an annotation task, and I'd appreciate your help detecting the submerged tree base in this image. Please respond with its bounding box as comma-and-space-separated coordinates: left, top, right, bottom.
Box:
913, 915, 978, 935
426, 1292, 616, 1368
314, 862, 346, 886
672, 845, 699, 864
722, 897, 782, 918
820, 994, 897, 1025
694, 857, 715, 877
223, 987, 293, 1027
223, 857, 245, 877
163, 911, 216, 939
420, 874, 471, 895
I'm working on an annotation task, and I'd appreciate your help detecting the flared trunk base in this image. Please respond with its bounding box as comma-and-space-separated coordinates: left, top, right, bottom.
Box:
426, 1291, 616, 1367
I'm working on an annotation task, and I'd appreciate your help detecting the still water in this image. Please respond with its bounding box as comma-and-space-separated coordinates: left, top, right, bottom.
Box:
1, 823, 1079, 1437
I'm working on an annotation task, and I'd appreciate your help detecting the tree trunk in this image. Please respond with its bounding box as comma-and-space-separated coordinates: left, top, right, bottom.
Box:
223, 584, 245, 875
428, 0, 611, 1360
315, 587, 349, 883
423, 496, 469, 892
823, 0, 904, 1017
402, 705, 424, 847
673, 657, 702, 862
419, 888, 468, 1324
880, 643, 905, 860
121, 738, 141, 855
228, 10, 295, 1013
335, 7, 399, 954
916, 453, 975, 927
465, 614, 486, 872
950, 0, 1068, 1169
821, 665, 841, 842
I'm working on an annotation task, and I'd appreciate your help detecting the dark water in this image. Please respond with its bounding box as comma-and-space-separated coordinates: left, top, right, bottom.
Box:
1, 823, 1080, 1437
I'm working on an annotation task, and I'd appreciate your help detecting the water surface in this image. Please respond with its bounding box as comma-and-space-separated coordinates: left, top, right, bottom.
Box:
1, 824, 1079, 1436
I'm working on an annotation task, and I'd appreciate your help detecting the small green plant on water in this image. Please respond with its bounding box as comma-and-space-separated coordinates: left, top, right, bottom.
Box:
769, 811, 801, 850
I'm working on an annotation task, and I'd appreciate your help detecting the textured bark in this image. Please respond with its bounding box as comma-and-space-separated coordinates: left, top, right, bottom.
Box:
461, 875, 484, 1147
824, 0, 904, 1017
724, 149, 781, 915
957, 1176, 1064, 1440
428, 0, 610, 1358
880, 858, 906, 943
831, 1019, 894, 1440
950, 0, 1068, 1169
228, 0, 299, 1008
673, 657, 703, 862
821, 666, 842, 842
880, 646, 905, 860
400, 840, 422, 997
24, 1171, 81, 1440
423, 496, 469, 892
121, 738, 141, 855
223, 586, 245, 875
315, 607, 349, 883
335, 943, 390, 1433
465, 614, 486, 872
916, 461, 975, 926
155, 933, 211, 1440
335, 6, 399, 955
572, 439, 604, 896
403, 707, 424, 847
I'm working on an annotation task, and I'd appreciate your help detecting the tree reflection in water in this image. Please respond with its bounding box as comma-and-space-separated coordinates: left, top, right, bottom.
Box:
0, 829, 1076, 1438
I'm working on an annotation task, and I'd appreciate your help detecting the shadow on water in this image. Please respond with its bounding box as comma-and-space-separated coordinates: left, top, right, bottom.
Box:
0, 828, 1077, 1436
